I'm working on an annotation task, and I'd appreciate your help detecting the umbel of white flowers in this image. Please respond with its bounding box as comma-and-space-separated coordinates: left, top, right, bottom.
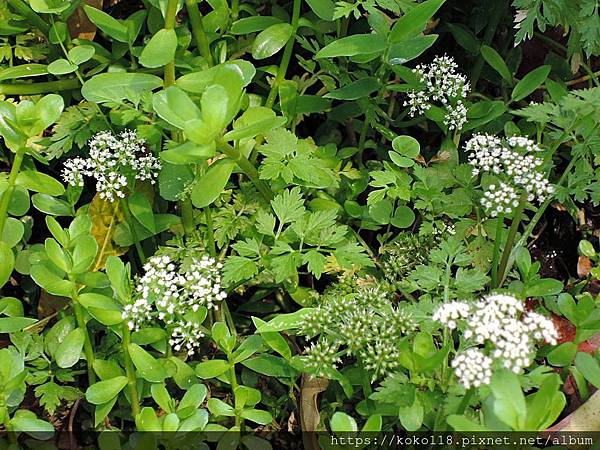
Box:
404, 55, 471, 131
62, 130, 161, 202
299, 279, 416, 380
433, 294, 558, 389
122, 254, 227, 356
466, 134, 554, 217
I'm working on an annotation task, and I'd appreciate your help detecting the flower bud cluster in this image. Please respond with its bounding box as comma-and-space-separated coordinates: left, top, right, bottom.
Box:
466, 134, 554, 217
122, 252, 227, 356
434, 294, 557, 389
62, 130, 161, 202
404, 55, 470, 131
300, 278, 416, 380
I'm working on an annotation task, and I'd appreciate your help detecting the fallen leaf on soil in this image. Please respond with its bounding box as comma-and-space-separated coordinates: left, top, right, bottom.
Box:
67, 0, 103, 40
577, 256, 592, 278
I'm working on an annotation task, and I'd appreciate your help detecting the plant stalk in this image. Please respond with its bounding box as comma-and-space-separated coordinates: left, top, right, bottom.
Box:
164, 0, 179, 87
496, 194, 528, 287
180, 197, 196, 239
204, 207, 216, 257
265, 0, 302, 107
0, 148, 25, 238
0, 78, 80, 95
122, 325, 141, 417
184, 0, 213, 66
71, 291, 96, 385
490, 213, 505, 289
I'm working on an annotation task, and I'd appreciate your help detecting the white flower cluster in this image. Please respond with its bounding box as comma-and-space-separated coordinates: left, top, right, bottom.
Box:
466, 134, 554, 217
122, 253, 227, 355
62, 130, 161, 202
434, 294, 558, 388
404, 55, 470, 131
451, 348, 493, 389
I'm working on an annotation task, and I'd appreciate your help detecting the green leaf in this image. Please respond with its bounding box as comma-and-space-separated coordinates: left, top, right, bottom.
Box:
128, 192, 155, 233
547, 342, 577, 367
325, 77, 379, 100
128, 343, 167, 382
135, 406, 161, 431
231, 16, 283, 34
68, 45, 95, 65
330, 412, 358, 432
389, 0, 445, 42
78, 293, 123, 326
30, 263, 73, 297
490, 369, 526, 430
190, 159, 235, 208
207, 398, 235, 417
195, 360, 230, 379
252, 23, 293, 60
388, 34, 438, 65
139, 28, 178, 68
85, 376, 128, 404
447, 414, 488, 431
316, 34, 386, 58
152, 86, 201, 129
481, 45, 512, 84
16, 171, 65, 196
0, 241, 14, 287
398, 398, 424, 431
305, 0, 335, 20
55, 328, 84, 368
47, 58, 78, 75
524, 278, 563, 297
241, 354, 293, 378
240, 409, 272, 425
0, 317, 37, 333
2, 218, 24, 248
83, 5, 129, 43
32, 194, 72, 216
392, 135, 420, 158
0, 64, 48, 82
511, 65, 551, 102
30, 0, 69, 14
575, 352, 600, 389
391, 205, 415, 228
232, 335, 263, 363
81, 73, 163, 103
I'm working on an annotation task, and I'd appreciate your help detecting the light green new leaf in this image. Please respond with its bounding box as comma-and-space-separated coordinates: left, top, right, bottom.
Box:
252, 23, 293, 60
511, 65, 551, 102
83, 5, 129, 43
190, 159, 235, 208
389, 0, 445, 42
56, 328, 85, 368
316, 34, 386, 58
85, 376, 128, 404
139, 28, 178, 68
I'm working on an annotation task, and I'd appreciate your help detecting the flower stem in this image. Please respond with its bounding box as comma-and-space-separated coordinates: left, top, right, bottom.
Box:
0, 148, 25, 238
180, 197, 196, 239
184, 0, 213, 66
456, 387, 474, 415
490, 213, 505, 289
265, 0, 301, 108
122, 324, 141, 417
119, 198, 146, 265
496, 194, 528, 287
164, 0, 179, 87
71, 288, 96, 385
204, 207, 216, 257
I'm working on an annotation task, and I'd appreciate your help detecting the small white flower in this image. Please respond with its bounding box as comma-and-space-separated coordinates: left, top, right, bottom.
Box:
404, 55, 471, 131
61, 130, 161, 202
452, 348, 493, 389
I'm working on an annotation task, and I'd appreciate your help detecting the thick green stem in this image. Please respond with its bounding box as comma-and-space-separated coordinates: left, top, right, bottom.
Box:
490, 213, 505, 289
0, 148, 25, 238
456, 388, 474, 415
181, 197, 196, 239
265, 0, 301, 108
122, 325, 141, 417
496, 194, 528, 287
185, 0, 213, 66
164, 0, 179, 87
120, 198, 146, 265
71, 293, 96, 385
204, 207, 216, 257
219, 142, 274, 202
0, 78, 79, 95
7, 0, 50, 35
